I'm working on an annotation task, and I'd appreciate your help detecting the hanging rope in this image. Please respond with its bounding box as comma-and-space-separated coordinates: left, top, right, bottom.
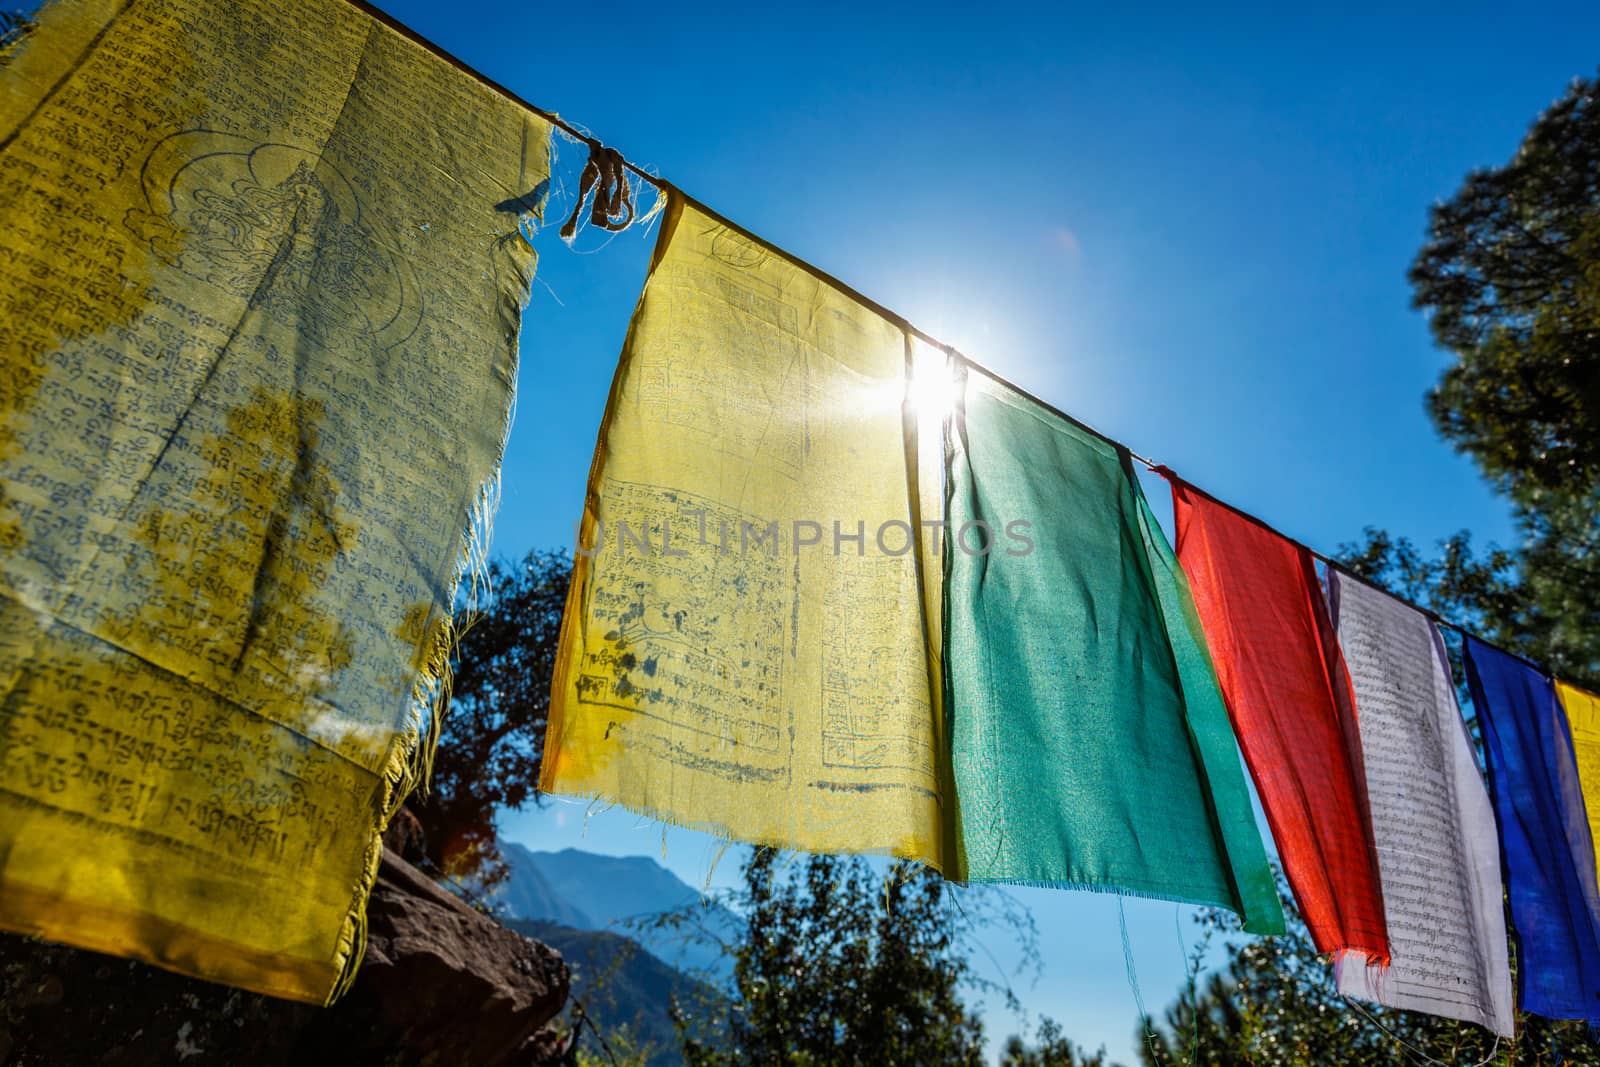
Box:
560, 140, 635, 241
341, 0, 1573, 689
1340, 994, 1502, 1067
1173, 906, 1201, 1067
1120, 899, 1167, 1067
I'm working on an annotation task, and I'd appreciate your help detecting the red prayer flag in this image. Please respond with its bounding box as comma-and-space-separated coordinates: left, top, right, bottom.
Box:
1166, 473, 1390, 963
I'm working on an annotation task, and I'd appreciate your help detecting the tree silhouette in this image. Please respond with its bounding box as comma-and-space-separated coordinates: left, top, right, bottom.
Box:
412, 549, 571, 885
1406, 70, 1600, 685
665, 850, 1002, 1067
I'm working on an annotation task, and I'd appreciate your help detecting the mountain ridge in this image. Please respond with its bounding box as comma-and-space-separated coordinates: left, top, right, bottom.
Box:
506, 919, 723, 1067
489, 841, 738, 981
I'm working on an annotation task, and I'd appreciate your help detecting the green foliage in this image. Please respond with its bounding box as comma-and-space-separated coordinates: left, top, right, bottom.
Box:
1338, 511, 1600, 690
1411, 72, 1600, 501
574, 1020, 656, 1067
1335, 527, 1519, 626
1335, 526, 1523, 698
412, 549, 572, 885
662, 849, 1025, 1067
507, 917, 721, 1067
1000, 1018, 1122, 1067
1405, 71, 1600, 686
1139, 873, 1600, 1066
1336, 517, 1599, 691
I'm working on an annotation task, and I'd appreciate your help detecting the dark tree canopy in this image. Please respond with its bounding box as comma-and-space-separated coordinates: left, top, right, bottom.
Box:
1411, 71, 1600, 500
668, 851, 993, 1067
1000, 1019, 1120, 1067
1398, 71, 1600, 686
412, 549, 572, 884
1140, 872, 1600, 1067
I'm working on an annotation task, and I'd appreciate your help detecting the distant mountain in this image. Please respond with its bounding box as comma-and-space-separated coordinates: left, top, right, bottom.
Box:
487, 843, 739, 981
495, 842, 596, 929
507, 920, 724, 1067
521, 848, 706, 926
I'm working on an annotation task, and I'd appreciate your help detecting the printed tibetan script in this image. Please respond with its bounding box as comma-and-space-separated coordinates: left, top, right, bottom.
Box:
0, 0, 549, 1000
1331, 575, 1514, 1035
542, 195, 950, 870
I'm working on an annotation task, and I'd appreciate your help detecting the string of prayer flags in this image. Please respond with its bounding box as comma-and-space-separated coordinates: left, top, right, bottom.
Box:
16, 0, 1599, 1023
944, 368, 1281, 931
541, 192, 951, 870
1558, 682, 1600, 890
1166, 476, 1390, 963
1327, 575, 1513, 1036
0, 0, 549, 1001
1468, 639, 1600, 1021
542, 190, 1285, 931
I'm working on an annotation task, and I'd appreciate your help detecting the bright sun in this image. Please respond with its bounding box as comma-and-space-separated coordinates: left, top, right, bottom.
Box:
907, 346, 957, 417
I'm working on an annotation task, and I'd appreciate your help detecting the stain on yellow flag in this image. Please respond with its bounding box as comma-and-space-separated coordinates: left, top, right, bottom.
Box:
542, 194, 951, 870
1559, 681, 1600, 883
0, 0, 548, 1000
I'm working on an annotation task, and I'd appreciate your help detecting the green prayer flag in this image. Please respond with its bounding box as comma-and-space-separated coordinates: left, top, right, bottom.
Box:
945, 365, 1283, 934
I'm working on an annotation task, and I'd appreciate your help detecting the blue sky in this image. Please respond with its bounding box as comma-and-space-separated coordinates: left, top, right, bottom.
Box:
373, 1, 1600, 1059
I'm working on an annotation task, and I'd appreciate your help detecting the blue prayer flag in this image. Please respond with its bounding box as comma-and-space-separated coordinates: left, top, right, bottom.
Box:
1467, 637, 1600, 1022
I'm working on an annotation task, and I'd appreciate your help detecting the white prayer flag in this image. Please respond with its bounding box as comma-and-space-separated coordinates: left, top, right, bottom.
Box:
1329, 572, 1514, 1037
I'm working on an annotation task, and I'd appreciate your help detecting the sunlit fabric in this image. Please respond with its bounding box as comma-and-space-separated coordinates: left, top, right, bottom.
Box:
1167, 477, 1389, 963
1560, 682, 1600, 890
0, 0, 549, 1001
1470, 640, 1600, 1021
944, 369, 1280, 931
1328, 575, 1512, 1035
541, 193, 950, 869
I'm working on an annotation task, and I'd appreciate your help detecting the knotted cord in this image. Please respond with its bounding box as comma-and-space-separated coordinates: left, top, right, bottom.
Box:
560, 140, 635, 240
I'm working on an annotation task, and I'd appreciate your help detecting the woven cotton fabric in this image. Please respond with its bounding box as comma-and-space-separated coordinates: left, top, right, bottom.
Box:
1559, 682, 1600, 891
1469, 639, 1600, 1021
0, 0, 548, 1001
541, 194, 950, 869
1329, 575, 1513, 1036
1168, 476, 1389, 963
944, 371, 1281, 931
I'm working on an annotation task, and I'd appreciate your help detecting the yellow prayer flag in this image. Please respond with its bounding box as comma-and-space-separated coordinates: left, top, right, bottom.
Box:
541, 194, 951, 870
1558, 680, 1600, 883
0, 0, 548, 1001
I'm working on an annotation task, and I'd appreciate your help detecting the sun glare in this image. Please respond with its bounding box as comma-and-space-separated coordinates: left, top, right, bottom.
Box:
907, 345, 957, 418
